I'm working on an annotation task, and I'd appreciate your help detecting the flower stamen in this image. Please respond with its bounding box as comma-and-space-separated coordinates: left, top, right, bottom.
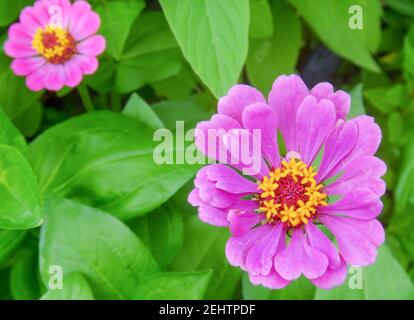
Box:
258, 158, 328, 227
32, 25, 76, 64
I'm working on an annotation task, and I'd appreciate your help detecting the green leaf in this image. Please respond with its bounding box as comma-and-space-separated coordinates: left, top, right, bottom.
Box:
0, 229, 27, 266
41, 273, 94, 300
290, 0, 381, 72
0, 0, 32, 27
246, 0, 302, 93
0, 145, 43, 230
403, 25, 414, 91
128, 200, 184, 269
348, 83, 366, 118
242, 274, 315, 299
386, 0, 414, 18
87, 12, 182, 94
0, 54, 43, 121
0, 108, 26, 153
170, 184, 241, 299
393, 135, 414, 217
0, 268, 11, 300
92, 0, 145, 60
39, 196, 159, 299
364, 84, 410, 114
28, 111, 197, 221
315, 245, 414, 300
249, 0, 273, 39
133, 271, 212, 300
388, 112, 404, 146
13, 101, 43, 139
151, 62, 197, 100
123, 93, 165, 129
160, 0, 250, 98
10, 249, 41, 300
152, 94, 213, 130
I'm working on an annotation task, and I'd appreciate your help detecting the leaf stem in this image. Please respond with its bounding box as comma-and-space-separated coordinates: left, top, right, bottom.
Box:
78, 83, 95, 112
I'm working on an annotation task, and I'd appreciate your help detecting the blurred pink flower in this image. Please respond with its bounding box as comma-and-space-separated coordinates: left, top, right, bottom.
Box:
189, 75, 386, 290
4, 0, 106, 91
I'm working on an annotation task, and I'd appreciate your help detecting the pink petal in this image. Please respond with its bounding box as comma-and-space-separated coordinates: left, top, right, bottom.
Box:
346, 116, 382, 162
311, 258, 348, 289
321, 215, 385, 266
268, 74, 309, 152
311, 82, 350, 120
222, 128, 269, 178
198, 204, 229, 227
275, 228, 328, 280
249, 269, 290, 290
316, 120, 358, 182
245, 223, 285, 276
305, 222, 341, 268
331, 90, 351, 120
218, 84, 266, 124
19, 7, 43, 32
296, 96, 336, 165
4, 40, 37, 58
321, 188, 383, 220
72, 55, 98, 75
76, 35, 106, 56
11, 57, 47, 76
8, 23, 33, 42
69, 2, 100, 41
43, 64, 66, 91
204, 164, 258, 194
227, 210, 263, 237
195, 114, 267, 177
63, 59, 83, 87
26, 64, 47, 91
226, 226, 264, 270
326, 156, 386, 197
32, 0, 53, 26
242, 103, 280, 168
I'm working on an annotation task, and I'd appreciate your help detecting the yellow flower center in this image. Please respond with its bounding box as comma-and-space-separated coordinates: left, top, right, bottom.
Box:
257, 158, 328, 227
32, 25, 76, 64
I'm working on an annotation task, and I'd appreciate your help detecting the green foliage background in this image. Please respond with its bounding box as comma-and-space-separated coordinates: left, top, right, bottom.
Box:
0, 0, 413, 300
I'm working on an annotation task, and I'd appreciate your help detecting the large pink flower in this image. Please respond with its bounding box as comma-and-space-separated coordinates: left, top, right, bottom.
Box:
4, 0, 106, 91
189, 75, 386, 290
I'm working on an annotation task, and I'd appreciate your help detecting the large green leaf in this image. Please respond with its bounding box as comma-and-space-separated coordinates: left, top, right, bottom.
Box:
160, 0, 250, 98
0, 54, 42, 121
91, 0, 145, 60
249, 0, 273, 39
129, 199, 184, 269
0, 230, 27, 266
39, 196, 159, 299
0, 0, 32, 27
242, 274, 315, 300
28, 111, 197, 221
133, 271, 212, 300
169, 184, 241, 299
41, 273, 94, 300
0, 108, 26, 153
290, 0, 381, 72
123, 93, 165, 130
246, 0, 302, 93
315, 245, 414, 300
0, 145, 43, 230
87, 12, 182, 94
10, 249, 41, 300
152, 94, 213, 130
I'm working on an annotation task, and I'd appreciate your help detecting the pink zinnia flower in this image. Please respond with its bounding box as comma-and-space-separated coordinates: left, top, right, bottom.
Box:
189, 75, 386, 289
4, 0, 106, 91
